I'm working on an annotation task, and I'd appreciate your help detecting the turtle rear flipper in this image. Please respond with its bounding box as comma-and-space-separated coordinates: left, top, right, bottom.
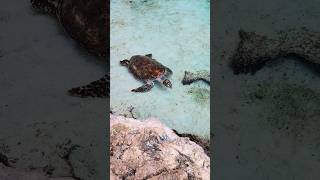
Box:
31, 0, 59, 15
68, 74, 109, 98
131, 82, 154, 93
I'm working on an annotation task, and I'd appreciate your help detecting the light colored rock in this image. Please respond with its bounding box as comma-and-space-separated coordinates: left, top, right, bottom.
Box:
110, 114, 210, 180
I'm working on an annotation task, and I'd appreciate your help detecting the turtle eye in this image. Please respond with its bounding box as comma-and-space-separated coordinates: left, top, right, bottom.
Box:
163, 79, 172, 88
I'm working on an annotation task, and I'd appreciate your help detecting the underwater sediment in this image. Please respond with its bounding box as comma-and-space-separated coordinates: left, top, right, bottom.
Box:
232, 28, 320, 74
110, 0, 210, 138
110, 114, 210, 180
246, 82, 320, 140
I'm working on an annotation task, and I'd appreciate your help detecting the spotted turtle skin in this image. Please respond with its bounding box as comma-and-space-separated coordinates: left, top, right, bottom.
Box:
31, 0, 109, 97
120, 54, 173, 92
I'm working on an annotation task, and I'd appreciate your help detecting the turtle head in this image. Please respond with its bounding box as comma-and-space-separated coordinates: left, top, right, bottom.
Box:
163, 79, 172, 88
120, 59, 130, 67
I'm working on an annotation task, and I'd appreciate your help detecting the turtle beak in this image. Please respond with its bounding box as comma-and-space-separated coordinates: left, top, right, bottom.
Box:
120, 59, 129, 66
120, 60, 125, 66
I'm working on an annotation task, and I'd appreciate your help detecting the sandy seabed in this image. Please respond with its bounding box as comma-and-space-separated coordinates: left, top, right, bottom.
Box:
110, 0, 211, 138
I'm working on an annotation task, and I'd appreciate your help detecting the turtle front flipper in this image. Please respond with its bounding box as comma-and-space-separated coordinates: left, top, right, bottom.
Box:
30, 0, 59, 15
165, 67, 173, 76
68, 74, 109, 98
131, 82, 154, 93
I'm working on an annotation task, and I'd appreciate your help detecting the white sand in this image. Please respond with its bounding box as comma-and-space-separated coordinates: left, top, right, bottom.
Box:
110, 0, 210, 138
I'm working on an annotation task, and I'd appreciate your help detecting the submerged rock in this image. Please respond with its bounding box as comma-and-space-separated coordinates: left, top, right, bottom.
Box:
232, 28, 320, 74
173, 130, 210, 156
110, 114, 210, 180
182, 70, 210, 85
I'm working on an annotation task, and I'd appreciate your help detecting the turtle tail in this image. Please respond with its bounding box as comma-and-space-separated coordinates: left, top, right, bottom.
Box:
68, 74, 109, 98
30, 0, 60, 15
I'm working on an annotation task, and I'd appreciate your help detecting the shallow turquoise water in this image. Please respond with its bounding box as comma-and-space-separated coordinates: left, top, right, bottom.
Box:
110, 0, 210, 138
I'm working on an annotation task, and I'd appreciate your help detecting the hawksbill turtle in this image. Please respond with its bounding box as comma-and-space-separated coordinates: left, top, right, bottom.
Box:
30, 0, 109, 97
120, 54, 173, 92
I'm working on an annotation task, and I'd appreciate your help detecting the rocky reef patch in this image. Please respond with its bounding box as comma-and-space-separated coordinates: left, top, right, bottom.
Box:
182, 70, 210, 85
232, 28, 320, 74
110, 114, 210, 180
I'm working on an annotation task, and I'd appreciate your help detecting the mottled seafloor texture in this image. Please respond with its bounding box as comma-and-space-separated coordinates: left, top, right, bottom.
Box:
110, 0, 210, 138
214, 0, 320, 179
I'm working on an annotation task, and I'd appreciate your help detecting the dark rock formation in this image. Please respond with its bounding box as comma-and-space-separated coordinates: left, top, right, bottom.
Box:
232, 28, 320, 74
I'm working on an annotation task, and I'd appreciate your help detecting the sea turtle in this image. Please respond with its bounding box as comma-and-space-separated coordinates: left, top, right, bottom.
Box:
30, 0, 109, 97
120, 54, 173, 92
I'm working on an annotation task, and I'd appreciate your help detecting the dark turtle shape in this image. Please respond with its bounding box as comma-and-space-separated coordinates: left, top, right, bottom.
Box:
30, 0, 109, 97
120, 54, 173, 92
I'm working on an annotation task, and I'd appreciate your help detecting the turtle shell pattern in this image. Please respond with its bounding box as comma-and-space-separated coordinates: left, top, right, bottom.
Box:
31, 0, 108, 56
128, 55, 168, 81
58, 0, 108, 56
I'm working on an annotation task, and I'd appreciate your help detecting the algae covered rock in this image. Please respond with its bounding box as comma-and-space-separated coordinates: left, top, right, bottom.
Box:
110, 114, 210, 180
232, 28, 320, 74
182, 70, 210, 85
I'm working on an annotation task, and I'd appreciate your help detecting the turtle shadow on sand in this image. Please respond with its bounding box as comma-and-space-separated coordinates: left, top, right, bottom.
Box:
246, 82, 320, 142
187, 87, 210, 106
120, 54, 173, 93
30, 0, 109, 98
